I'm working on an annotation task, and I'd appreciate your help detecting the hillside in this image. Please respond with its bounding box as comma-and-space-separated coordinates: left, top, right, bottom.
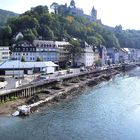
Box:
0, 9, 18, 27
0, 4, 140, 50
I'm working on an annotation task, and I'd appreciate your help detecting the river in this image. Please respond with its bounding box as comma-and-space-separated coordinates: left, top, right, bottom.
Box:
0, 68, 140, 140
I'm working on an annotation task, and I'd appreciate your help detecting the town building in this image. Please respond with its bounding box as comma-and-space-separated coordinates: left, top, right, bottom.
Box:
0, 60, 58, 76
107, 48, 119, 64
94, 47, 100, 66
11, 41, 36, 61
98, 45, 108, 66
33, 40, 70, 64
0, 46, 10, 62
33, 40, 58, 62
75, 42, 95, 67
118, 48, 129, 63
11, 40, 70, 65
55, 41, 70, 67
127, 48, 140, 62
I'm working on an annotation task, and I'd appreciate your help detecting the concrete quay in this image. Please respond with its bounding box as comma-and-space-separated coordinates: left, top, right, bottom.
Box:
0, 63, 137, 103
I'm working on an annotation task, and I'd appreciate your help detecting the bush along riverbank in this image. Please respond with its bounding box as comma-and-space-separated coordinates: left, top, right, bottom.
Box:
12, 69, 120, 117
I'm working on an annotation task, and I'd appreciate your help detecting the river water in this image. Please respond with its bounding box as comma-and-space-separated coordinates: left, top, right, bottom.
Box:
1, 68, 140, 140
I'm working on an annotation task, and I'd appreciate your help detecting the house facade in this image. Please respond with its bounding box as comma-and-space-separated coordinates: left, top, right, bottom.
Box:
98, 45, 108, 66
75, 42, 95, 67
11, 41, 36, 61
107, 48, 119, 64
11, 40, 70, 64
0, 46, 10, 62
33, 40, 58, 62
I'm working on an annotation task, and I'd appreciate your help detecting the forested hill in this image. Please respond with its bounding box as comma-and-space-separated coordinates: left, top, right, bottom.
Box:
0, 9, 18, 27
0, 5, 140, 50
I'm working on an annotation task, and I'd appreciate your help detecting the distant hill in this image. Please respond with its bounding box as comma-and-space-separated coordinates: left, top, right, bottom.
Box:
0, 9, 18, 27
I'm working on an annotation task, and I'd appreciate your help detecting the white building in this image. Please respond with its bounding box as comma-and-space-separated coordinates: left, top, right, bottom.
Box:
0, 60, 58, 76
0, 46, 10, 62
11, 41, 36, 61
12, 40, 70, 64
75, 42, 95, 67
33, 40, 58, 62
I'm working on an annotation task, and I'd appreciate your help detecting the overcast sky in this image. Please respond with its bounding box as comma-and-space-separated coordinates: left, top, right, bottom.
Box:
1, 0, 140, 30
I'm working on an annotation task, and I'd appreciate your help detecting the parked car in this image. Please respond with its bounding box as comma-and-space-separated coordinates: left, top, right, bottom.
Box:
40, 76, 49, 80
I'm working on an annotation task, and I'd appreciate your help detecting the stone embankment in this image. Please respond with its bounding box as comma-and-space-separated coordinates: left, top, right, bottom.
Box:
0, 63, 137, 116
13, 69, 120, 116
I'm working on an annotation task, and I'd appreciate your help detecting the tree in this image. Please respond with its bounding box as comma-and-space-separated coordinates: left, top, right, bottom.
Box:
36, 56, 42, 61
21, 56, 26, 62
23, 29, 36, 42
67, 39, 81, 67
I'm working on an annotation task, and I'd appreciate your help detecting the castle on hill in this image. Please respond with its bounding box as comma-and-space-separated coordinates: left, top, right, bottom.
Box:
58, 0, 97, 22
68, 0, 97, 21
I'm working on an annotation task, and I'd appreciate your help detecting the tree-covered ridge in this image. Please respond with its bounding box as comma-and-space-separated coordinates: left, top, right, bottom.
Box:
114, 25, 140, 49
0, 5, 140, 50
0, 9, 18, 27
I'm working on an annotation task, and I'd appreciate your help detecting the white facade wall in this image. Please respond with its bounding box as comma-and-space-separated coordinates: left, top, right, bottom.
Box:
0, 46, 10, 62
12, 40, 70, 63
5, 70, 24, 76
75, 44, 95, 67
12, 52, 37, 61
114, 52, 120, 64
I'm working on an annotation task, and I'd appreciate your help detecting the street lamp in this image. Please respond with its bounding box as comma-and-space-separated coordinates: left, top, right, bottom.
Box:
13, 65, 14, 77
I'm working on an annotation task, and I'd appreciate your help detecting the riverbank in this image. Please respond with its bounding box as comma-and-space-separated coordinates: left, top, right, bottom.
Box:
0, 63, 136, 117
12, 70, 120, 116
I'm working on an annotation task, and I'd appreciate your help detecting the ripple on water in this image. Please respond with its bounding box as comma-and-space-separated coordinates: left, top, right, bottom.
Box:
0, 68, 140, 140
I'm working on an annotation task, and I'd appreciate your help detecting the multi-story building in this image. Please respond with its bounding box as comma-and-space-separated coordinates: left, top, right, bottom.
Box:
55, 41, 70, 66
98, 45, 108, 66
11, 40, 70, 65
75, 42, 95, 67
34, 40, 70, 64
0, 46, 10, 62
33, 40, 58, 62
107, 48, 120, 64
11, 41, 36, 61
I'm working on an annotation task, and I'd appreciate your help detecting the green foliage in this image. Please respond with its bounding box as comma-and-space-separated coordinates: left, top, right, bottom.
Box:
36, 56, 42, 61
0, 9, 18, 27
67, 39, 81, 66
21, 56, 26, 62
1, 5, 140, 50
114, 26, 140, 49
0, 77, 5, 82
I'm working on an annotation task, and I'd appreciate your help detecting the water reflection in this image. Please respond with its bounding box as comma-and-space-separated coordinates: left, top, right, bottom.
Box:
0, 68, 140, 140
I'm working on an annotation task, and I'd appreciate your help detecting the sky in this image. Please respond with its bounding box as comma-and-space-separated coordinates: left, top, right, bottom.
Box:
0, 0, 140, 30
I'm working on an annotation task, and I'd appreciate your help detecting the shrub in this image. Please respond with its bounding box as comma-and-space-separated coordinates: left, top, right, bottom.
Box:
0, 77, 5, 82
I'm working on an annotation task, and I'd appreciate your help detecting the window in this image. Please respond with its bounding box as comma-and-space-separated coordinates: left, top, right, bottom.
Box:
2, 52, 8, 55
2, 57, 8, 59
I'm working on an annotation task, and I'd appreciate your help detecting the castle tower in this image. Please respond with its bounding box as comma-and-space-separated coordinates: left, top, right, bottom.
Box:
91, 6, 97, 21
70, 0, 76, 8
